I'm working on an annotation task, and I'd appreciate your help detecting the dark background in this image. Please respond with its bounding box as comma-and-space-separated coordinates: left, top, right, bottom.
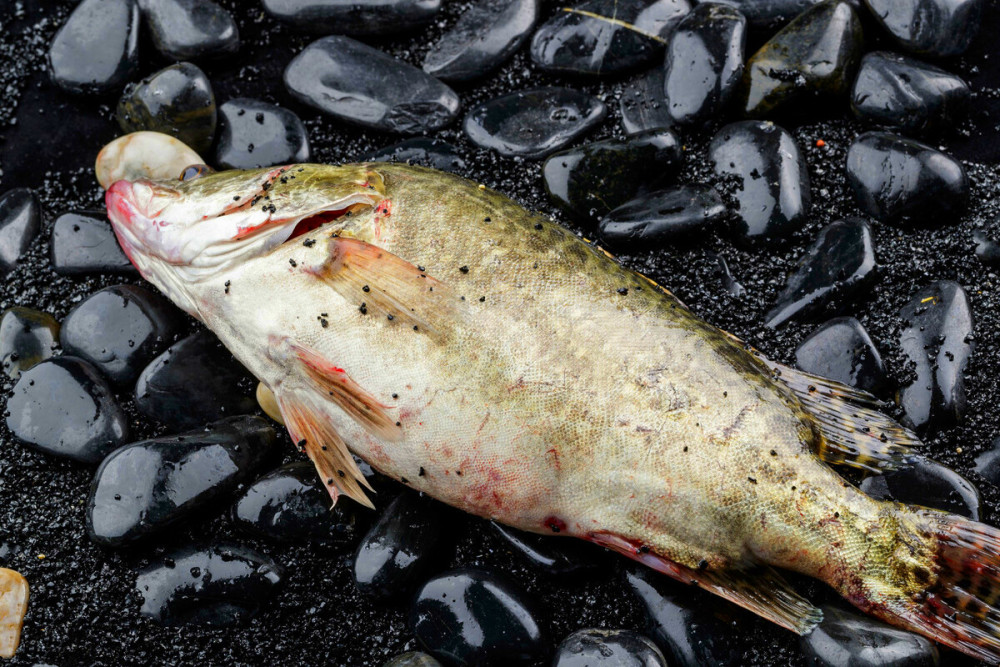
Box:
2, 0, 1000, 664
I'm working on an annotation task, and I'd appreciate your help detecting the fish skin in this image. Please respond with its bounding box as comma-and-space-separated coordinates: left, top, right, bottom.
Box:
105, 162, 1000, 661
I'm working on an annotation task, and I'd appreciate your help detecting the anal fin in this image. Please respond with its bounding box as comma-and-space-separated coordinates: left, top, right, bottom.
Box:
277, 390, 375, 510
772, 362, 923, 474
590, 532, 822, 634
309, 237, 465, 342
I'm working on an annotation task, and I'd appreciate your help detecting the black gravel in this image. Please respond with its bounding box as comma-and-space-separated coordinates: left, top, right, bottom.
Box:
1, 0, 1000, 665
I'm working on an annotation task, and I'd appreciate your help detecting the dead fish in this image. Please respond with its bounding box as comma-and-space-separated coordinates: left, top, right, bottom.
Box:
104, 160, 1000, 662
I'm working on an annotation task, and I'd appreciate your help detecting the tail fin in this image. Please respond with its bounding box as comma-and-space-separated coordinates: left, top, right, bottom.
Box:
847, 507, 1000, 663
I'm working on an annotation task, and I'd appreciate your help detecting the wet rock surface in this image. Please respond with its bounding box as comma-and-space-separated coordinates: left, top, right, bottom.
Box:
764, 218, 875, 328
262, 0, 442, 35
136, 543, 283, 625
138, 0, 239, 60
353, 492, 448, 600
662, 3, 746, 126
0, 307, 59, 379
864, 0, 984, 57
490, 522, 606, 576
742, 0, 864, 118
60, 285, 183, 386
530, 0, 690, 76
48, 0, 140, 95
464, 88, 606, 159
897, 280, 974, 431
214, 98, 310, 170
87, 416, 276, 546
50, 211, 136, 276
284, 36, 460, 134
412, 568, 545, 665
542, 130, 681, 220
0, 188, 41, 278
850, 52, 970, 137
801, 605, 940, 667
794, 317, 887, 394
232, 461, 358, 544
134, 330, 257, 430
366, 138, 467, 174
5, 357, 130, 463
554, 628, 667, 667
423, 0, 537, 82
861, 455, 981, 519
116, 62, 217, 155
846, 132, 968, 226
709, 120, 811, 240
619, 68, 673, 135
599, 185, 727, 246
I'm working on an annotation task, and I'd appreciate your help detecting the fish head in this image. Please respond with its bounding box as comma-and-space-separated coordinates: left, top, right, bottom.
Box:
105, 163, 386, 317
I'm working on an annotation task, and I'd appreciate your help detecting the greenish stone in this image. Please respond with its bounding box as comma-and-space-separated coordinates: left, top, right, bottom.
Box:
116, 62, 216, 155
741, 0, 863, 118
0, 307, 60, 378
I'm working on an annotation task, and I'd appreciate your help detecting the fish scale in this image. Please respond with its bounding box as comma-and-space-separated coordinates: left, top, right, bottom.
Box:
103, 158, 1000, 662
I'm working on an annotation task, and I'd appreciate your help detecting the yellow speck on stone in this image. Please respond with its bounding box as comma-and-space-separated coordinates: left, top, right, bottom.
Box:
956, 447, 963, 454
920, 295, 939, 305
0, 568, 29, 659
35, 555, 44, 560
478, 184, 486, 190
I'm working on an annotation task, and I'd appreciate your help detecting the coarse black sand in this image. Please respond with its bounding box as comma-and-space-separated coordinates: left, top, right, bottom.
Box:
2, 0, 1000, 664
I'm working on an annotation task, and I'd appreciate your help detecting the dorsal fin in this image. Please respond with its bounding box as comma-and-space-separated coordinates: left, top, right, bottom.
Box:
771, 362, 923, 474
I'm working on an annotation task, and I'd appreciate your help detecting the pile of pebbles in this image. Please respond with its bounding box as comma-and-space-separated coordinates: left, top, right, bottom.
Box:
1, 0, 999, 664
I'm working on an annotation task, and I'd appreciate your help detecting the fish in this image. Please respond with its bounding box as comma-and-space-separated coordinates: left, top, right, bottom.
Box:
104, 157, 1000, 662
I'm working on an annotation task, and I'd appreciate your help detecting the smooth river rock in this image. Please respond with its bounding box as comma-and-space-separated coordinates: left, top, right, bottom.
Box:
795, 317, 887, 394
490, 522, 606, 576
48, 0, 140, 95
861, 455, 980, 519
801, 604, 940, 667
863, 0, 984, 57
619, 67, 672, 135
600, 185, 727, 247
262, 0, 442, 35
0, 308, 59, 379
554, 628, 668, 667
215, 98, 310, 170
87, 416, 276, 546
51, 211, 136, 276
284, 36, 460, 134
138, 0, 239, 60
709, 120, 810, 240
0, 188, 41, 278
367, 138, 467, 174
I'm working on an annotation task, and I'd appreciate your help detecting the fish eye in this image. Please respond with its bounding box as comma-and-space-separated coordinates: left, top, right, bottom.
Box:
179, 164, 214, 181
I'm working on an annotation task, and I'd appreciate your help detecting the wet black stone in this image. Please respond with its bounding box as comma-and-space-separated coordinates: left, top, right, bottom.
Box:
284, 36, 460, 134
232, 461, 358, 544
530, 0, 690, 76
794, 317, 887, 394
554, 628, 667, 667
709, 120, 811, 240
134, 330, 258, 430
974, 436, 1000, 486
850, 52, 970, 137
465, 88, 606, 159
801, 605, 939, 667
117, 62, 217, 156
87, 416, 276, 547
599, 185, 727, 247
764, 218, 876, 328
662, 4, 746, 126
742, 0, 864, 118
215, 98, 310, 170
543, 130, 681, 220
48, 0, 140, 95
625, 567, 744, 666
5, 357, 130, 463
138, 0, 239, 60
846, 132, 968, 226
0, 307, 59, 379
861, 455, 980, 519
864, 0, 984, 57
897, 280, 974, 431
0, 188, 40, 278
353, 492, 448, 599
262, 0, 441, 35
423, 0, 538, 82
136, 543, 283, 626
714, 0, 826, 29
60, 285, 184, 386
973, 230, 1000, 266
51, 211, 136, 276
366, 138, 467, 174
490, 522, 606, 576
619, 67, 672, 135
384, 653, 443, 667
412, 568, 544, 666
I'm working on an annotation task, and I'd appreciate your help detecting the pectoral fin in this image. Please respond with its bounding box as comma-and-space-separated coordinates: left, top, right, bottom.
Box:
309, 237, 465, 342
